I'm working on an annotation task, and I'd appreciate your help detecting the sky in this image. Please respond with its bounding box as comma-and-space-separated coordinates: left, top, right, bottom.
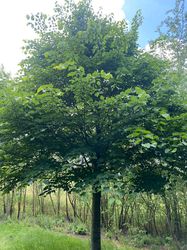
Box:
0, 0, 185, 75
125, 0, 181, 46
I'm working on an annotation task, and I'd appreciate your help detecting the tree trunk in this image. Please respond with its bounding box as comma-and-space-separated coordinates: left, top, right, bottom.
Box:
10, 190, 15, 218
91, 190, 101, 250
17, 189, 22, 220
57, 188, 61, 216
49, 193, 56, 215
32, 183, 35, 216
3, 194, 6, 215
22, 188, 27, 217
68, 193, 81, 220
65, 192, 70, 221
173, 192, 181, 240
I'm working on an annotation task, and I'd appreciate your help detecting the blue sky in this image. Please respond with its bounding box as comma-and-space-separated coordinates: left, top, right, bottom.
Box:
124, 0, 186, 47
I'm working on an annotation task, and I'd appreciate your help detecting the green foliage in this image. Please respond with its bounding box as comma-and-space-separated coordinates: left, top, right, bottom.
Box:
25, 215, 64, 230
0, 2, 186, 250
68, 221, 88, 235
0, 65, 11, 84
0, 1, 142, 192
0, 0, 186, 197
128, 233, 164, 248
124, 227, 178, 249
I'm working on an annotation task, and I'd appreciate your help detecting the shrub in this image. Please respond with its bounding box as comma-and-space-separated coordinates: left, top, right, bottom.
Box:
68, 221, 88, 235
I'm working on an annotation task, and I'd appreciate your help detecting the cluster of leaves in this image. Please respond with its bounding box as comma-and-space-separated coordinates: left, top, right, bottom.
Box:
0, 0, 186, 196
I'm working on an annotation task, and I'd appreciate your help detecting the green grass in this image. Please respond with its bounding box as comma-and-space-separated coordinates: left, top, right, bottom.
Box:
0, 222, 137, 250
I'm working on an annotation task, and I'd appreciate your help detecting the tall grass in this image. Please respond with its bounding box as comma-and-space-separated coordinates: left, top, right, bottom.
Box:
0, 222, 136, 250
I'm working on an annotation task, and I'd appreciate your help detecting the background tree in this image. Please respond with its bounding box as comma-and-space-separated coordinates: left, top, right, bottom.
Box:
151, 0, 187, 70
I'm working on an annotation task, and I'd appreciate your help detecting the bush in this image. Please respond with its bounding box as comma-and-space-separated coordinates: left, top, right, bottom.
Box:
127, 231, 164, 248
68, 221, 88, 235
22, 215, 64, 231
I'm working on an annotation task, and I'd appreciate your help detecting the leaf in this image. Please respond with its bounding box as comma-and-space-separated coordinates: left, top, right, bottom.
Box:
142, 143, 151, 149
160, 110, 171, 120
108, 197, 115, 206
54, 63, 67, 71
54, 60, 76, 71
161, 113, 171, 120
135, 86, 144, 95
171, 148, 177, 153
165, 148, 170, 153
134, 139, 142, 145
36, 84, 53, 94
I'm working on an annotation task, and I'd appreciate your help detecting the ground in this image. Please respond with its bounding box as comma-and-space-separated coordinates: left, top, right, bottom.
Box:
0, 222, 140, 250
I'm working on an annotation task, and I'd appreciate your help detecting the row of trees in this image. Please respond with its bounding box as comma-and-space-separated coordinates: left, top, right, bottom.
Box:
0, 0, 187, 249
1, 181, 187, 241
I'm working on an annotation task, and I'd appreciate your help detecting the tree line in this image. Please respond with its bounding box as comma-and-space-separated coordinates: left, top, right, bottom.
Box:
1, 180, 187, 242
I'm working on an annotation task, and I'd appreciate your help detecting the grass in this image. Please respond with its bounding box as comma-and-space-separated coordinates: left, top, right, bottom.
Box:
0, 222, 137, 250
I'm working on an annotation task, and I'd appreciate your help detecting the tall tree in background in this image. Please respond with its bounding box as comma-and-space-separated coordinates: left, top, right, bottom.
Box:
153, 0, 187, 71
0, 1, 186, 249
157, 0, 187, 110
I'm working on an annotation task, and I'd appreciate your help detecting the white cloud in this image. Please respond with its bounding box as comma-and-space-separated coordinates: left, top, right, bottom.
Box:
92, 0, 125, 20
0, 0, 125, 75
145, 42, 175, 61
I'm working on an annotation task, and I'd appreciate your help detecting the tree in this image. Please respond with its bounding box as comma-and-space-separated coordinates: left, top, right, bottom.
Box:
151, 0, 187, 71
148, 0, 187, 186
0, 1, 186, 249
155, 0, 187, 118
